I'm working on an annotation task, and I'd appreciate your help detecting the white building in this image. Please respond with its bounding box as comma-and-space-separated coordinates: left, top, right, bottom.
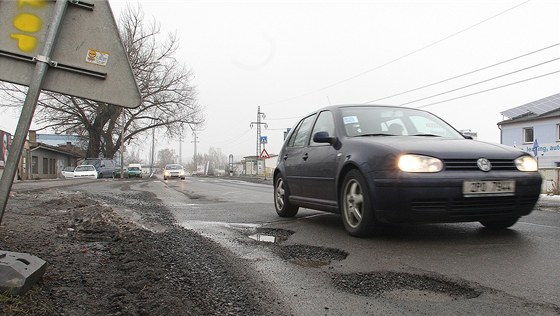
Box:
498, 93, 560, 168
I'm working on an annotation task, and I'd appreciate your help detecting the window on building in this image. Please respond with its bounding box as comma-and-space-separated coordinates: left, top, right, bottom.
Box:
50, 159, 56, 174
42, 158, 48, 174
31, 156, 38, 174
557, 124, 560, 141
523, 127, 534, 143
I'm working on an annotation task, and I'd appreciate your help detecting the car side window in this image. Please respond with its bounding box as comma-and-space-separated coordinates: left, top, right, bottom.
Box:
310, 111, 335, 146
288, 114, 316, 147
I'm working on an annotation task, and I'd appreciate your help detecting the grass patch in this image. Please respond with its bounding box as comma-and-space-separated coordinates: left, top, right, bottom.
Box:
0, 285, 52, 316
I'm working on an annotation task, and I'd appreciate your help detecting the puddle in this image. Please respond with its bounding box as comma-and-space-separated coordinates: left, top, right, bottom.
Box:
247, 228, 295, 244
248, 233, 285, 243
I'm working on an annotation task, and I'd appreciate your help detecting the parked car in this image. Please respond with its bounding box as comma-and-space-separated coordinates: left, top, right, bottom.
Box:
60, 166, 75, 178
81, 158, 116, 178
163, 164, 185, 180
273, 105, 542, 237
73, 165, 98, 179
127, 164, 142, 178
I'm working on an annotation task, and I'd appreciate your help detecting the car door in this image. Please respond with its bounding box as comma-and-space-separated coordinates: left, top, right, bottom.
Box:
299, 110, 338, 206
281, 114, 317, 198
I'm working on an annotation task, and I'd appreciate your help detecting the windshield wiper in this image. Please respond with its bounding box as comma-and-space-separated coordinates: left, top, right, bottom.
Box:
357, 133, 395, 137
411, 133, 441, 137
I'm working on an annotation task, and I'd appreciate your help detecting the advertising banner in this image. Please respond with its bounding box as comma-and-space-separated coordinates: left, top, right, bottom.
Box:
0, 130, 11, 168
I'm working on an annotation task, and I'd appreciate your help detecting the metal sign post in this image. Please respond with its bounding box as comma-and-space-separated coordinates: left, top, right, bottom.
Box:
0, 0, 69, 226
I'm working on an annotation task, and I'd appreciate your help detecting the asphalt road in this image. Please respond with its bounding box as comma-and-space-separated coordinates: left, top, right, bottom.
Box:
162, 176, 560, 315
10, 176, 560, 315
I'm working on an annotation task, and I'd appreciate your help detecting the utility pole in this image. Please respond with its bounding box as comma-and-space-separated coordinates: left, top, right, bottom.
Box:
250, 106, 267, 175
150, 127, 155, 176
191, 131, 199, 173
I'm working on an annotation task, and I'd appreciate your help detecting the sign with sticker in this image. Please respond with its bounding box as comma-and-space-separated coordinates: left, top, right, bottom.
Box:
343, 116, 359, 124
86, 49, 109, 66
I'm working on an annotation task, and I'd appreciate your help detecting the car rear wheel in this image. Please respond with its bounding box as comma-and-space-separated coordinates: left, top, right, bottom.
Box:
341, 169, 380, 237
274, 175, 298, 217
480, 217, 519, 229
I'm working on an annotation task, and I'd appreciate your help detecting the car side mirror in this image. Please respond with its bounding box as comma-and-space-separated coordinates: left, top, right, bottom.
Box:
313, 131, 337, 145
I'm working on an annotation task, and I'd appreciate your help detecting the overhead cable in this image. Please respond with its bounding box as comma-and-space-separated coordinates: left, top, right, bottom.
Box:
261, 0, 532, 106
414, 70, 560, 109
365, 42, 559, 104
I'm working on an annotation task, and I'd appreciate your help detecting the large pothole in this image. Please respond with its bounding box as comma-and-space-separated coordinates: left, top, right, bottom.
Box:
275, 245, 349, 267
332, 271, 481, 302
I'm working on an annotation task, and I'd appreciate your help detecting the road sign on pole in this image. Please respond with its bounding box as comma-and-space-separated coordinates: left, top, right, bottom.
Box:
0, 0, 141, 108
0, 0, 141, 227
259, 148, 270, 159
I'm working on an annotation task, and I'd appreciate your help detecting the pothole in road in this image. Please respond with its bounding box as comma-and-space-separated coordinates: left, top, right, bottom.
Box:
247, 228, 294, 244
275, 245, 349, 267
331, 271, 482, 302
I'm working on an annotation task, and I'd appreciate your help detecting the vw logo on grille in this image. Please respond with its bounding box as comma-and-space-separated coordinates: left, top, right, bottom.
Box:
477, 158, 492, 172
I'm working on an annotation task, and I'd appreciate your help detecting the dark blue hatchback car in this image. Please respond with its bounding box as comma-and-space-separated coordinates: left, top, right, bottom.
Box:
273, 105, 542, 237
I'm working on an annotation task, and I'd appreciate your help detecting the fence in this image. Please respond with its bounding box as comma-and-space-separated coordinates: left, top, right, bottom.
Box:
539, 168, 559, 195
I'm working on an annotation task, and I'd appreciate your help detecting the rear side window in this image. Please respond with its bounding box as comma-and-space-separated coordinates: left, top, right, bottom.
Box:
288, 114, 316, 147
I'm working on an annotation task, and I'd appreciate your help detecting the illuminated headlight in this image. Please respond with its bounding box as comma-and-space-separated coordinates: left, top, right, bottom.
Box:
515, 155, 538, 172
398, 154, 443, 173
179, 170, 185, 176
164, 170, 170, 176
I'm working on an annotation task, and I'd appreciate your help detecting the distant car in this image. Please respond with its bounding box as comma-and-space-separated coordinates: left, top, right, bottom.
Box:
113, 168, 127, 178
81, 158, 116, 178
273, 104, 543, 237
73, 165, 98, 179
61, 166, 75, 178
163, 164, 185, 180
127, 164, 143, 178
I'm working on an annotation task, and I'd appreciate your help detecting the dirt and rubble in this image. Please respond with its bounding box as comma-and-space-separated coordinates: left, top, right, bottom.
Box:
0, 187, 288, 316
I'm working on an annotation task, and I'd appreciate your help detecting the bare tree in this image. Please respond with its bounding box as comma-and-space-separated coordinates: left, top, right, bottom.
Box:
157, 148, 177, 167
0, 4, 204, 158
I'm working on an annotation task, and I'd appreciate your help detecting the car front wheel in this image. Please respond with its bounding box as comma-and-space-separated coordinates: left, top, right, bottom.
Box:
274, 175, 298, 217
341, 169, 381, 237
480, 217, 519, 229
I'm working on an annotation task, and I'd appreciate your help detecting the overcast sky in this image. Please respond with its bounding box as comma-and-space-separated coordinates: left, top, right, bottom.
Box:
2, 0, 559, 163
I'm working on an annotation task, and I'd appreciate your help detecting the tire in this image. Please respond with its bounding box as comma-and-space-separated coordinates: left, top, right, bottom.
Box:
274, 175, 298, 217
340, 169, 381, 237
164, 176, 168, 180
480, 217, 519, 229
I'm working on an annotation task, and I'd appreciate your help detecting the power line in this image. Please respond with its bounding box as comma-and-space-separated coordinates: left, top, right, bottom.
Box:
261, 0, 532, 106
399, 57, 560, 106
415, 70, 560, 109
365, 42, 560, 104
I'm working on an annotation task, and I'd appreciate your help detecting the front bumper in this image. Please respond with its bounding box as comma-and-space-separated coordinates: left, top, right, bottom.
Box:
370, 171, 542, 224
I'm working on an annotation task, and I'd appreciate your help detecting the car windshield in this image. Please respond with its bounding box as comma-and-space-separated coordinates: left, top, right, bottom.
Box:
341, 106, 463, 138
75, 166, 94, 171
166, 165, 182, 170
129, 167, 140, 171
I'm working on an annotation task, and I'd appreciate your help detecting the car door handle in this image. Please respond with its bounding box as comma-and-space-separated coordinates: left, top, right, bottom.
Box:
302, 153, 309, 161
283, 154, 288, 160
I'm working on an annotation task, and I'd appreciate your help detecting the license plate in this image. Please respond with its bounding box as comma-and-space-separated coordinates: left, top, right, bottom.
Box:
462, 180, 515, 196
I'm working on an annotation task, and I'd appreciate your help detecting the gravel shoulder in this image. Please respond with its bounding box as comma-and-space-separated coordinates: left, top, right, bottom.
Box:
0, 183, 288, 315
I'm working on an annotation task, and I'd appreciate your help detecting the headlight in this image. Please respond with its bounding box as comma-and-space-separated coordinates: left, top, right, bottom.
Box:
398, 154, 443, 173
179, 170, 185, 175
164, 170, 170, 176
515, 155, 538, 172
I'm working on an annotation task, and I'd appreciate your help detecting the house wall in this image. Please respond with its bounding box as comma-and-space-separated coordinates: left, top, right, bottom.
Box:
500, 117, 560, 168
26, 148, 79, 180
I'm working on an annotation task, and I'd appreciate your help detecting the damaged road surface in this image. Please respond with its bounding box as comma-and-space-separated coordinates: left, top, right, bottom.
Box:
2, 176, 560, 315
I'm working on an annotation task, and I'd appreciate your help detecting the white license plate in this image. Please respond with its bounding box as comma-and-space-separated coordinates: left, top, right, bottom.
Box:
462, 180, 515, 196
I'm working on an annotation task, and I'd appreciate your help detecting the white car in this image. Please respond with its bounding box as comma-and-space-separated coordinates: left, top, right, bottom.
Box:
73, 165, 98, 179
61, 166, 75, 178
163, 164, 185, 180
